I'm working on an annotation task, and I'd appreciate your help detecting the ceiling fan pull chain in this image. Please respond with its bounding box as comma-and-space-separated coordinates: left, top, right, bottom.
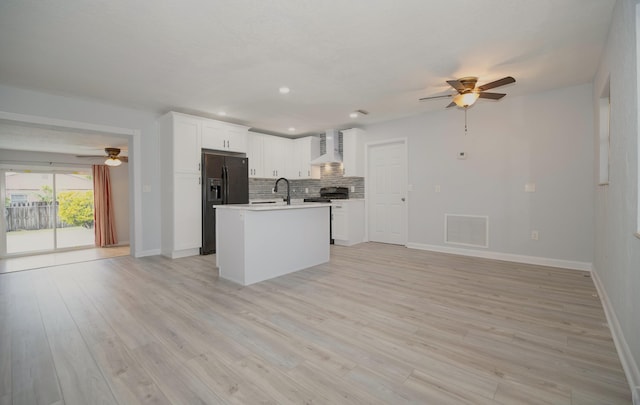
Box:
465, 108, 468, 134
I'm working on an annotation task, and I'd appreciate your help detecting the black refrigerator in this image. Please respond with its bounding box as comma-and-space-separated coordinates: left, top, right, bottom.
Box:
201, 151, 249, 254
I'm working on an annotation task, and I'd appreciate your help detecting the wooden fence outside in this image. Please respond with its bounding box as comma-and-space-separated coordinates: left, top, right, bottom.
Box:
4, 202, 71, 231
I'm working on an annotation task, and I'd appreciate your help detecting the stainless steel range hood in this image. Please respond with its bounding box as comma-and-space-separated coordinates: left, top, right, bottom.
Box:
310, 129, 342, 165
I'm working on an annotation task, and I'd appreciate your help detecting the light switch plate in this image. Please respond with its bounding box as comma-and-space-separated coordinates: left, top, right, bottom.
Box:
525, 183, 536, 192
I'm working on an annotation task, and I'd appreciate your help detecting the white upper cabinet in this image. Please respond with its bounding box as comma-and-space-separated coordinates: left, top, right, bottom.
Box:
247, 133, 265, 178
201, 120, 248, 153
172, 114, 202, 173
263, 136, 292, 179
291, 136, 321, 179
342, 128, 366, 177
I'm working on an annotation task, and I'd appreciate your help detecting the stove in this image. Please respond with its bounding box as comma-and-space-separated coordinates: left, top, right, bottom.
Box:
303, 187, 349, 245
303, 186, 349, 203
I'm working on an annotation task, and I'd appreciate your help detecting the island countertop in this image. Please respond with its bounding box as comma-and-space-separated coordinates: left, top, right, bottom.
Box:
214, 202, 330, 211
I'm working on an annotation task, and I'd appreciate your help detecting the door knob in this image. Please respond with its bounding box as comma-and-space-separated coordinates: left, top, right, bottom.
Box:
401, 198, 405, 202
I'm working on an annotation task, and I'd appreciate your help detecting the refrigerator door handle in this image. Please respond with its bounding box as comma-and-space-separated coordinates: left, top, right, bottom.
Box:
222, 166, 229, 204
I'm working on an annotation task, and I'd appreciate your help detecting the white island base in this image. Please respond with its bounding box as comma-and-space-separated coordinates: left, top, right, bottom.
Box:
215, 204, 330, 285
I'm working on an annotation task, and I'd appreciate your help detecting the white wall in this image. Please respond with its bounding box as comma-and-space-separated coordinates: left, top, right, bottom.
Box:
0, 84, 160, 255
364, 83, 594, 267
108, 163, 129, 244
593, 0, 640, 392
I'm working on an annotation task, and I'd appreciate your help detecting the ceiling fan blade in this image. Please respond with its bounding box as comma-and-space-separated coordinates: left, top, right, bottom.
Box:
477, 76, 515, 91
76, 155, 105, 158
446, 79, 466, 93
478, 92, 506, 100
419, 94, 453, 101
445, 101, 457, 108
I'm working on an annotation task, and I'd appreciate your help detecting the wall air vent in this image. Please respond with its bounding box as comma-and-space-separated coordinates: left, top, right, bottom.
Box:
445, 214, 489, 248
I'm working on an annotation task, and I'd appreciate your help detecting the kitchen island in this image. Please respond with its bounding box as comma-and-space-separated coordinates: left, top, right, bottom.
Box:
215, 203, 330, 285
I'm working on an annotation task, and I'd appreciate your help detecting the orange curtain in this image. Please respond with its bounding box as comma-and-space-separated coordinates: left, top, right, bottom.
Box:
93, 165, 118, 247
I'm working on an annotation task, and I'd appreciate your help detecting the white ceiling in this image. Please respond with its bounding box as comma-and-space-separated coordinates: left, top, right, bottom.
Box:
0, 0, 615, 149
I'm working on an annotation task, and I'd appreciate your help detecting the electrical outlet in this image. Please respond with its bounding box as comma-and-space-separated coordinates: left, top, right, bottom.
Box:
305, 188, 309, 193
351, 186, 355, 192
531, 230, 539, 240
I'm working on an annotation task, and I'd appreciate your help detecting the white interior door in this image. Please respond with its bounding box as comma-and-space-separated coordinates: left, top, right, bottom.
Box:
368, 141, 407, 245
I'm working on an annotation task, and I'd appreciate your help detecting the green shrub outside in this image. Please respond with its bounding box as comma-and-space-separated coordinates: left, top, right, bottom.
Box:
58, 190, 94, 228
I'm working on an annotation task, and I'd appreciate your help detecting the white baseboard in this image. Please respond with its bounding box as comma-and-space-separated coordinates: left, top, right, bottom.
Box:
134, 248, 161, 258
405, 243, 593, 271
591, 269, 640, 396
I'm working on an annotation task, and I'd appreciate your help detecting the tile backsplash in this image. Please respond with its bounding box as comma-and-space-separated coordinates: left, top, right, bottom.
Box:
250, 162, 364, 200
249, 132, 365, 200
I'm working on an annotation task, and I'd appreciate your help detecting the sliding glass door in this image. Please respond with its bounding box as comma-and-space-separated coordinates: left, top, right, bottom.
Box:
3, 169, 94, 256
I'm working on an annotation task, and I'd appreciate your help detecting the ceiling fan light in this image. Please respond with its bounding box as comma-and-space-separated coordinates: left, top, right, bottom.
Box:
105, 157, 121, 167
454, 92, 479, 108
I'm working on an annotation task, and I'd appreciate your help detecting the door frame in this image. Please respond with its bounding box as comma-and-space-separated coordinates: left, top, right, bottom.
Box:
364, 137, 409, 245
0, 110, 141, 256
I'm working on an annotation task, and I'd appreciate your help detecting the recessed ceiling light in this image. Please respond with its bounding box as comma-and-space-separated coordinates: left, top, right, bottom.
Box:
279, 87, 290, 94
288, 127, 296, 132
218, 111, 227, 116
349, 112, 359, 118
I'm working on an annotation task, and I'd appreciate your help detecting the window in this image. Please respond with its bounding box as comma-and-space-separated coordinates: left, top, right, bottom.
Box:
9, 194, 27, 204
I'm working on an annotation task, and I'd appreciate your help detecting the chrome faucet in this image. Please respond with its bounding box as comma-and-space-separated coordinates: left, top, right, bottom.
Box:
274, 177, 291, 205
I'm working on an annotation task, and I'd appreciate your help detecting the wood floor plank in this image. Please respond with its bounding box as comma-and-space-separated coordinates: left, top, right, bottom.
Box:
33, 273, 117, 405
7, 273, 63, 405
52, 271, 172, 405
0, 242, 631, 404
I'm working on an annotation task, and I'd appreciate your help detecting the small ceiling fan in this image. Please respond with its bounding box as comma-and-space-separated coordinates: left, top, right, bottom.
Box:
419, 76, 516, 108
77, 147, 128, 166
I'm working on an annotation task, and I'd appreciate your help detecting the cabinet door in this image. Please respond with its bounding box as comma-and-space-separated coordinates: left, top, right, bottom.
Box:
263, 136, 291, 178
342, 128, 365, 177
201, 121, 226, 151
173, 116, 201, 173
291, 137, 320, 179
247, 134, 264, 178
332, 203, 348, 240
226, 128, 247, 153
173, 173, 202, 250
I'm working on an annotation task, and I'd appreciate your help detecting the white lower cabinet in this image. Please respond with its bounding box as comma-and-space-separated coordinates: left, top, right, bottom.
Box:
331, 200, 365, 246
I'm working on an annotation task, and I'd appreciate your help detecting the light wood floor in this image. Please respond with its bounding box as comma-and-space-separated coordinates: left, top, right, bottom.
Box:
0, 243, 630, 404
0, 245, 130, 274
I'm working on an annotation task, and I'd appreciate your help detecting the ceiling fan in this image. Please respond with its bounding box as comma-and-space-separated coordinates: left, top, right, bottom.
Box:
419, 76, 516, 108
77, 147, 128, 166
